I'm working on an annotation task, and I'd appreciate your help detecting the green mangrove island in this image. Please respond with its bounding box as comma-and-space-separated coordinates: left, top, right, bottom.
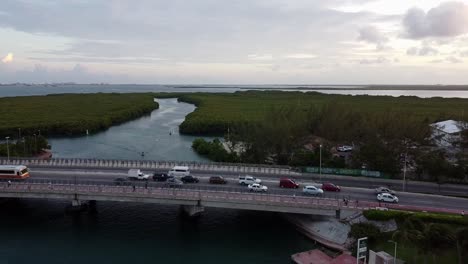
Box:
0, 93, 158, 137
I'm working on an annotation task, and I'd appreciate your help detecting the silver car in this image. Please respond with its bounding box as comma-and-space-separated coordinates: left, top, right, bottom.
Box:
375, 187, 395, 195
302, 185, 324, 196
377, 193, 399, 203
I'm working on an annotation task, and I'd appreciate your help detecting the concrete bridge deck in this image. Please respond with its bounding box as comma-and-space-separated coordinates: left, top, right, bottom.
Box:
0, 180, 461, 216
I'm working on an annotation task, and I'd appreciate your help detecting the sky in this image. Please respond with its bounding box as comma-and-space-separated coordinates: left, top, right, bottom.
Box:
0, 0, 468, 84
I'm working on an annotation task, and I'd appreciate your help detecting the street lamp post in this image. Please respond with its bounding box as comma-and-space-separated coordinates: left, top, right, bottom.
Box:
402, 140, 408, 192
5, 136, 10, 162
319, 144, 322, 182
388, 240, 397, 264
18, 128, 21, 140
22, 137, 26, 155
33, 134, 37, 154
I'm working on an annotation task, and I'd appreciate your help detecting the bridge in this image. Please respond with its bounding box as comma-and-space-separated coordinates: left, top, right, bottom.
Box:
0, 158, 467, 217
0, 179, 461, 217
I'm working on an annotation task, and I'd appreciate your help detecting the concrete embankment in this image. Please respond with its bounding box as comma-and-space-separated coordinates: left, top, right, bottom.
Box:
285, 210, 398, 252
283, 213, 353, 252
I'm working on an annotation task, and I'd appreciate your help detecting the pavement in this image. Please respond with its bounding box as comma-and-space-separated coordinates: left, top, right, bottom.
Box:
20, 167, 468, 213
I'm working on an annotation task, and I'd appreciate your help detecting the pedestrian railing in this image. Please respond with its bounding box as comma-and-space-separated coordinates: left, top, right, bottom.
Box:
0, 179, 462, 215
0, 158, 300, 176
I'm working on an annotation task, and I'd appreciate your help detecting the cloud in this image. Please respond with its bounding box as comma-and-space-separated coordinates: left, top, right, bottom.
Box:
446, 56, 463, 63
2, 53, 13, 63
283, 53, 316, 59
406, 46, 438, 56
403, 2, 468, 39
430, 56, 463, 64
461, 50, 468, 57
247, 54, 273, 60
358, 56, 390, 64
357, 25, 389, 49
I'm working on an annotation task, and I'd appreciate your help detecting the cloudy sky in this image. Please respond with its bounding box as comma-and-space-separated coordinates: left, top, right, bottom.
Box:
1, 0, 468, 84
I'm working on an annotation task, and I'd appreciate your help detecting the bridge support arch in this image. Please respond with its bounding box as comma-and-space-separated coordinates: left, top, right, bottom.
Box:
181, 204, 205, 217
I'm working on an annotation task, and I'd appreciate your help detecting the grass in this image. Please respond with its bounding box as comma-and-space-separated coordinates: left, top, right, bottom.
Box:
174, 91, 468, 135
0, 93, 158, 137
373, 239, 459, 264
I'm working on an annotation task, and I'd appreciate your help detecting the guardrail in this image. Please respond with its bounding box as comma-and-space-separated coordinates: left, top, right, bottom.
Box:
0, 179, 462, 215
0, 179, 343, 212
0, 158, 299, 176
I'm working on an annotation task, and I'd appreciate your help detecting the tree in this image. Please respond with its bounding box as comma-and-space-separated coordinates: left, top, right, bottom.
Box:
456, 227, 468, 264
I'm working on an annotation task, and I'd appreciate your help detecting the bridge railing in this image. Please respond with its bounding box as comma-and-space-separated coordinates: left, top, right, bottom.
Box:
0, 158, 300, 176
0, 179, 349, 211
0, 179, 462, 215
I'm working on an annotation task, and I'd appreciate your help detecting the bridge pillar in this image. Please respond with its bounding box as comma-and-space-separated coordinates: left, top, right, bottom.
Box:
180, 205, 205, 217
335, 209, 341, 219
72, 199, 81, 207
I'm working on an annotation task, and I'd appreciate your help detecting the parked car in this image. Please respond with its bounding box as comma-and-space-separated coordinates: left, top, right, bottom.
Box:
337, 145, 353, 152
248, 183, 268, 192
302, 185, 324, 196
181, 175, 199, 183
377, 193, 399, 203
165, 178, 183, 187
239, 176, 261, 185
209, 176, 227, 184
279, 178, 299, 188
114, 177, 131, 186
322, 182, 341, 192
374, 187, 395, 195
153, 172, 171, 182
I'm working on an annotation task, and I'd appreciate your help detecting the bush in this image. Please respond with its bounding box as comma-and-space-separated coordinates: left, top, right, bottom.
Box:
364, 210, 468, 225
350, 223, 381, 243
191, 138, 239, 162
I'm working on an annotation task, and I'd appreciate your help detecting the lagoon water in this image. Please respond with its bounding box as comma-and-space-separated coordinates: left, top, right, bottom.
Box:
49, 98, 210, 162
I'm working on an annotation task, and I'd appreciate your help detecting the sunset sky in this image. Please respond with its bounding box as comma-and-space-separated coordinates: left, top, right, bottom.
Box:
1, 0, 468, 84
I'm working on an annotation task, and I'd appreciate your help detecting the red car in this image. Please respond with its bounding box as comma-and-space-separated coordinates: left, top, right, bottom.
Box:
279, 178, 299, 188
322, 182, 341, 192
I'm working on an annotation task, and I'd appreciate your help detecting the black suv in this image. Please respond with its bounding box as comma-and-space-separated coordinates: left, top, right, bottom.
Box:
153, 172, 171, 182
181, 175, 199, 183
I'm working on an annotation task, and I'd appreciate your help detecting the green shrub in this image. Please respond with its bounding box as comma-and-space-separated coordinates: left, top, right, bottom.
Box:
364, 210, 468, 225
350, 223, 381, 243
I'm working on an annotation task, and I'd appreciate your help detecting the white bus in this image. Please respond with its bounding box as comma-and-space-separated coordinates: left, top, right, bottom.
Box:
0, 165, 30, 180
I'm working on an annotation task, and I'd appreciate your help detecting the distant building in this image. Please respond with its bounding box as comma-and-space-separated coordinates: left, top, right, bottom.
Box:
430, 120, 467, 148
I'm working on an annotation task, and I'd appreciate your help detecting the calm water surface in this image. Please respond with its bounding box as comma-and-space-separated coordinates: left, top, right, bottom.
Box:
49, 98, 210, 161
0, 199, 314, 264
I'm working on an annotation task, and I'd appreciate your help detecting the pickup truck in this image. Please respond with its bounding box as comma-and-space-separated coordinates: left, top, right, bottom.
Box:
239, 176, 261, 185
128, 169, 150, 180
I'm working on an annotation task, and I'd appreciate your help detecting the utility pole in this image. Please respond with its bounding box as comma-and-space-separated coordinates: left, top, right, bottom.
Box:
23, 137, 26, 156
402, 139, 408, 192
5, 136, 10, 162
319, 144, 322, 182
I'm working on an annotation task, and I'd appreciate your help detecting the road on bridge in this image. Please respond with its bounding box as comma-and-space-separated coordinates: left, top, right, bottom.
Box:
18, 167, 468, 213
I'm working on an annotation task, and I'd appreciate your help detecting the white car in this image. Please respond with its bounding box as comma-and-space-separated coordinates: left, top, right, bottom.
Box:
302, 185, 324, 196
248, 183, 268, 192
239, 176, 262, 185
375, 187, 395, 195
377, 193, 399, 203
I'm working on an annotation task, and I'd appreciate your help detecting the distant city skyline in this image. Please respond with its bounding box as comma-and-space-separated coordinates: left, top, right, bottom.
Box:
1, 0, 468, 84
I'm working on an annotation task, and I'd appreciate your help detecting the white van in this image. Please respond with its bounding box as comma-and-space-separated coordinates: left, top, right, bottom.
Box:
168, 166, 190, 177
